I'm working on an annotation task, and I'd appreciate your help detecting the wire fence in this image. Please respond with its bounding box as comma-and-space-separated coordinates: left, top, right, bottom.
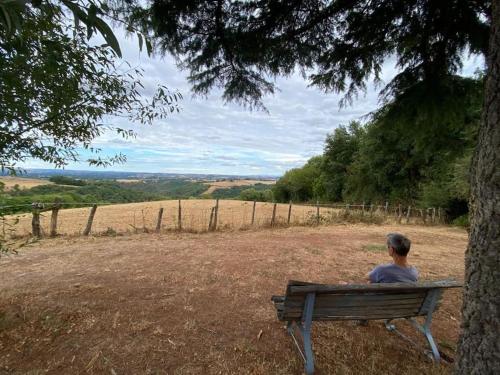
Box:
0, 199, 445, 239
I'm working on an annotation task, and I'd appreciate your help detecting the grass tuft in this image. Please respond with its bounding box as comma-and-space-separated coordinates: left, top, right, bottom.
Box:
362, 244, 387, 252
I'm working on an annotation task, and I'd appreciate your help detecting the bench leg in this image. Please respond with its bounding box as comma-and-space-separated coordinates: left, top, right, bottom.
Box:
287, 293, 316, 374
417, 289, 441, 362
385, 289, 442, 362
387, 318, 441, 362
406, 317, 441, 362
423, 325, 440, 362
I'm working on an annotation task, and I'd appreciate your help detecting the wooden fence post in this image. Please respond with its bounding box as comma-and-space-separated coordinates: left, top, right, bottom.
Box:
209, 207, 215, 231
316, 201, 320, 225
156, 207, 164, 233
432, 207, 436, 223
406, 206, 411, 224
287, 200, 292, 225
438, 207, 442, 223
346, 203, 350, 215
385, 201, 389, 215
49, 200, 61, 237
369, 204, 374, 217
31, 203, 41, 238
178, 200, 182, 230
141, 209, 147, 232
271, 203, 277, 227
213, 199, 219, 231
361, 201, 365, 216
83, 205, 97, 236
251, 200, 256, 225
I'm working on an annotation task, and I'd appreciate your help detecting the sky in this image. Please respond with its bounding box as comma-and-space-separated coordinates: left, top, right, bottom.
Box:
22, 30, 485, 177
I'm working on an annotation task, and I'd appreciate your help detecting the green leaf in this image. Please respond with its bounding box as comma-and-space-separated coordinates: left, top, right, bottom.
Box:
61, 0, 87, 23
88, 4, 97, 23
94, 17, 122, 57
145, 38, 152, 56
137, 32, 143, 52
0, 6, 12, 31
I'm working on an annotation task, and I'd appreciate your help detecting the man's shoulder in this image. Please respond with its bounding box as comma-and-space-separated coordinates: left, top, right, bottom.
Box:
372, 263, 394, 271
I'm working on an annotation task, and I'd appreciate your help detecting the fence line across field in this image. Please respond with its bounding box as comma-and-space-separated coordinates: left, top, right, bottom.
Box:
1, 199, 445, 239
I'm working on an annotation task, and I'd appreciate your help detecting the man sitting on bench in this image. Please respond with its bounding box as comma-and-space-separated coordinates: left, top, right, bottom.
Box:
368, 233, 418, 283
358, 233, 418, 326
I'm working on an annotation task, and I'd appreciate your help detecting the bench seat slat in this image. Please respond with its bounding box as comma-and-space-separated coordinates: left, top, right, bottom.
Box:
285, 293, 427, 308
283, 306, 420, 317
306, 313, 422, 321
283, 305, 422, 315
288, 280, 461, 295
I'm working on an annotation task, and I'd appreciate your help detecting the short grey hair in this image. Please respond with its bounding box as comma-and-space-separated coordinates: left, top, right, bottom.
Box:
387, 233, 411, 256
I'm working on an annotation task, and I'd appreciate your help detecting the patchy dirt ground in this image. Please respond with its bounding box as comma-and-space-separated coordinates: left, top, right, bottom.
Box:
0, 224, 467, 374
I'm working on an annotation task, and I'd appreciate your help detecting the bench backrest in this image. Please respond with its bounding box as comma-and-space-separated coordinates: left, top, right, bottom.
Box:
278, 280, 462, 321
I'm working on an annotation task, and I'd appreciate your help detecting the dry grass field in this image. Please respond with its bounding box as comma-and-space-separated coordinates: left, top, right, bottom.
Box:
0, 176, 53, 191
202, 179, 275, 194
5, 199, 344, 237
0, 224, 466, 374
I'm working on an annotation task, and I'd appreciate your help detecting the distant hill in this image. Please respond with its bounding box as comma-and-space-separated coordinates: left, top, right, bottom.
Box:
2, 168, 278, 181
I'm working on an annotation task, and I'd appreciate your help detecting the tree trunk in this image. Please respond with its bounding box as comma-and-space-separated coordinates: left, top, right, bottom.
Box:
456, 3, 500, 373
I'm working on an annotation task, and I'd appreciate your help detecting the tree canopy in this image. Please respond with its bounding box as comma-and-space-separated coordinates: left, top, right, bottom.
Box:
128, 0, 489, 109
0, 1, 180, 173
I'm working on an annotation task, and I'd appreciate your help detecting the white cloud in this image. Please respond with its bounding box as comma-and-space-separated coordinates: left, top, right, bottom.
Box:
22, 29, 485, 176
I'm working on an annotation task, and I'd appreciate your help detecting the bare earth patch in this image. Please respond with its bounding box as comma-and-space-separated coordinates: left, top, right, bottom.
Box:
0, 224, 466, 374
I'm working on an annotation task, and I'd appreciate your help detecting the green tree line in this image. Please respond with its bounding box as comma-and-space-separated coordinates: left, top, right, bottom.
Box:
273, 75, 482, 223
211, 184, 273, 201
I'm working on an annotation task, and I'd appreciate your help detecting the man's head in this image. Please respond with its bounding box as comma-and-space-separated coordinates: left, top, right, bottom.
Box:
386, 233, 411, 257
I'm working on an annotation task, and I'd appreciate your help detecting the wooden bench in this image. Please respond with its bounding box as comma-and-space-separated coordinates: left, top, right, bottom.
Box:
271, 280, 462, 374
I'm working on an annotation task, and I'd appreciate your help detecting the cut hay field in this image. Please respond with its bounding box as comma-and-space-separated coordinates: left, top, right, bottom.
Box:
5, 199, 337, 237
202, 179, 275, 194
0, 176, 53, 191
0, 224, 467, 374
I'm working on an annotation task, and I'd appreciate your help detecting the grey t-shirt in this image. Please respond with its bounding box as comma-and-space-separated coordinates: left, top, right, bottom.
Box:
369, 263, 418, 283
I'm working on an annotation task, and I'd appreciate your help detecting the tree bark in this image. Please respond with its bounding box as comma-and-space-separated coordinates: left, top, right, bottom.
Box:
456, 3, 500, 373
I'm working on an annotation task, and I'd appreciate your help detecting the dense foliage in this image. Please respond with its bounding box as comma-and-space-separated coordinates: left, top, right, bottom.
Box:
119, 179, 208, 198
211, 184, 273, 201
273, 156, 323, 203
49, 176, 87, 186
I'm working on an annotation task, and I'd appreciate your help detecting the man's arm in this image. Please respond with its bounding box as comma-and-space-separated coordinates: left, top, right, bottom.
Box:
367, 266, 378, 283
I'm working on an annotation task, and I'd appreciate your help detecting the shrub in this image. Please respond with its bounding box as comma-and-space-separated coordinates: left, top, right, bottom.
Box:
452, 214, 469, 228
